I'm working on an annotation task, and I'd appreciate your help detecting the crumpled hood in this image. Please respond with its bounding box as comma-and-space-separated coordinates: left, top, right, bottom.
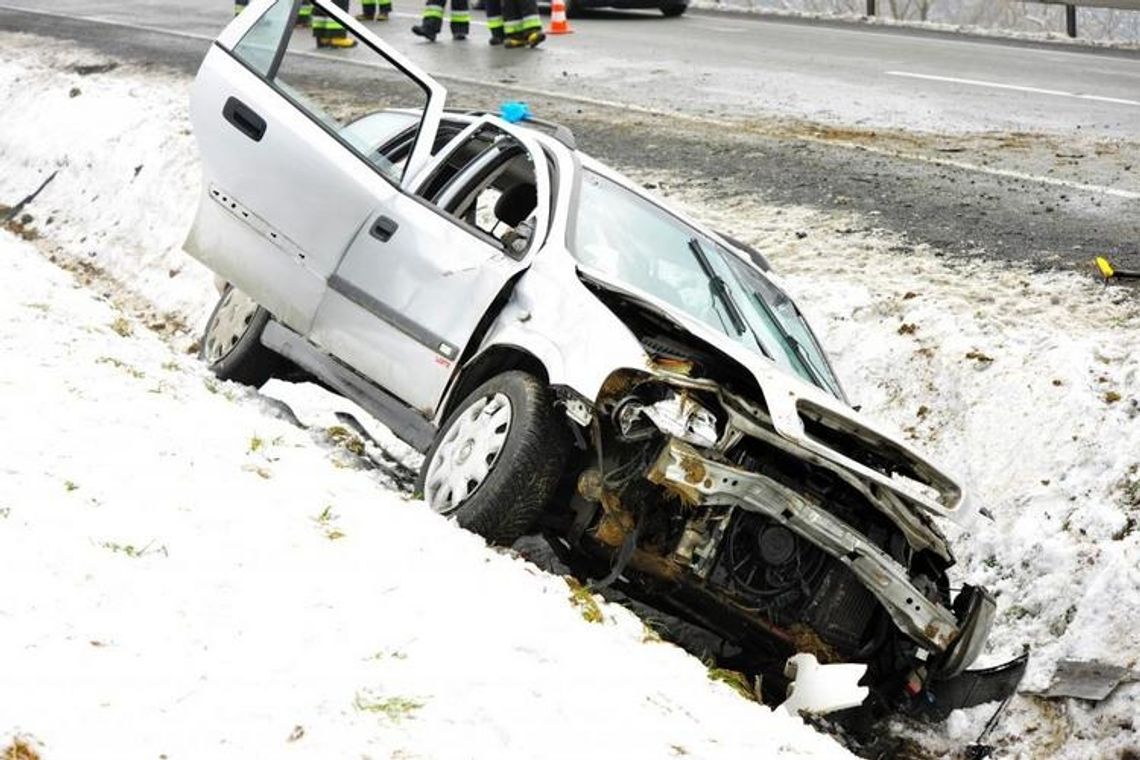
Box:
578, 266, 970, 524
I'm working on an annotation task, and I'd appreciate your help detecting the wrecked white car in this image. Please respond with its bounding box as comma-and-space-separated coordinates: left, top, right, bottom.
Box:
186, 0, 1025, 723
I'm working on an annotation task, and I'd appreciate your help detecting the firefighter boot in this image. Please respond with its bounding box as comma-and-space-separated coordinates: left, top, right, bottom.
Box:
412, 24, 438, 41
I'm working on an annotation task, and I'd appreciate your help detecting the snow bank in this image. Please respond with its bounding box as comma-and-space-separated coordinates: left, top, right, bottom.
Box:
0, 239, 848, 758
0, 35, 849, 760
3, 27, 1139, 759
648, 186, 1140, 758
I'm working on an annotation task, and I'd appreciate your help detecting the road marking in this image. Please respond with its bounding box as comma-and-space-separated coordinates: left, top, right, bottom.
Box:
886, 70, 1140, 107
1, 4, 1137, 201
690, 23, 748, 33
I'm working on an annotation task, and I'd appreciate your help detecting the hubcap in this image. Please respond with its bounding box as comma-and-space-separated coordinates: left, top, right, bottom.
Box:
424, 392, 513, 515
204, 287, 259, 364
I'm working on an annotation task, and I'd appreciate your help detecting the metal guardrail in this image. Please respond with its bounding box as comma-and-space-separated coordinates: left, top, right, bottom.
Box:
863, 0, 1140, 38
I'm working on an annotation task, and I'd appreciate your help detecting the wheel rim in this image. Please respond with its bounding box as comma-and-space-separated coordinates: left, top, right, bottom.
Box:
204, 287, 259, 364
424, 392, 513, 515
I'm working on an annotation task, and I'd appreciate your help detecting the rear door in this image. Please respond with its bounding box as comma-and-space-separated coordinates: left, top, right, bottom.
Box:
184, 0, 445, 333
309, 117, 553, 417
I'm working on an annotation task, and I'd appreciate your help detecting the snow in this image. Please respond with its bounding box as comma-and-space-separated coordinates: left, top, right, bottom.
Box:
650, 188, 1140, 757
0, 34, 850, 760
2, 26, 1140, 759
692, 0, 1140, 48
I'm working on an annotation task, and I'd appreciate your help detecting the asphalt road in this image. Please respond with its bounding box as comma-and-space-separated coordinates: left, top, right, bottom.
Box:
2, 0, 1139, 137
0, 2, 1137, 268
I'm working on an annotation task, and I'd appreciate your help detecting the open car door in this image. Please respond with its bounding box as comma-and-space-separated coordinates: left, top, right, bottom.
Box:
184, 0, 445, 333
308, 116, 554, 418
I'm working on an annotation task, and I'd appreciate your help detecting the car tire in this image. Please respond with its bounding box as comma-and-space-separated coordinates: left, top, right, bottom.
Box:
660, 3, 686, 15
418, 371, 570, 545
199, 284, 282, 387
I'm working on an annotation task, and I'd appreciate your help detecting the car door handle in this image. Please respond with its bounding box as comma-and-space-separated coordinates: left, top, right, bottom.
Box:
223, 96, 267, 142
371, 215, 399, 242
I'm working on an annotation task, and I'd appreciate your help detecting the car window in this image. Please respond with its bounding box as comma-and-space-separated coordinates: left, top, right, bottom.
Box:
231, 0, 294, 76
417, 127, 542, 256
230, 1, 432, 184
570, 170, 842, 396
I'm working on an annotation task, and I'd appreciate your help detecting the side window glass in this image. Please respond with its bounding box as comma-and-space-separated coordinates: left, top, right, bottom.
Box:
236, 1, 432, 184
451, 149, 539, 256
231, 0, 295, 76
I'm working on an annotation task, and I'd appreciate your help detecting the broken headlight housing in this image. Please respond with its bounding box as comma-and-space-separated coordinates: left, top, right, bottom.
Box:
613, 390, 719, 448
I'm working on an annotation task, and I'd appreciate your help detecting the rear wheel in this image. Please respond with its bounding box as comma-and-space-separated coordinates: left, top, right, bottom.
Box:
660, 3, 686, 15
418, 371, 569, 545
200, 285, 282, 387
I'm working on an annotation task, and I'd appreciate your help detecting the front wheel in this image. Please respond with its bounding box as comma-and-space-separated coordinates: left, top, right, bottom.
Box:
660, 3, 686, 15
418, 371, 570, 545
199, 284, 282, 387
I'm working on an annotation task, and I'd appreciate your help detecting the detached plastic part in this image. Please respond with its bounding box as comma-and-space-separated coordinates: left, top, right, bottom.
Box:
917, 652, 1029, 721
500, 101, 533, 124
779, 653, 869, 716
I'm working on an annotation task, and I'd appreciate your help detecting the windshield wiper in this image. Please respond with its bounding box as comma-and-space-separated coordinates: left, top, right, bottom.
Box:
748, 291, 842, 397
687, 238, 747, 336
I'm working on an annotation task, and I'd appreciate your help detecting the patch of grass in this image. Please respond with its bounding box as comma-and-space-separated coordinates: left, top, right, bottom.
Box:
64, 480, 79, 492
248, 435, 264, 453
326, 425, 366, 456
0, 507, 10, 519
353, 692, 424, 721
96, 356, 145, 379
641, 623, 663, 644
366, 649, 408, 661
161, 360, 181, 371
99, 540, 168, 559
708, 667, 757, 702
23, 302, 50, 313
110, 316, 133, 337
312, 505, 345, 540
565, 577, 604, 624
2, 735, 42, 760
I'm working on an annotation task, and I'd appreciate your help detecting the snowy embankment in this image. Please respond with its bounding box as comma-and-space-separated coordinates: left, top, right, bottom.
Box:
0, 34, 849, 760
2, 28, 1139, 759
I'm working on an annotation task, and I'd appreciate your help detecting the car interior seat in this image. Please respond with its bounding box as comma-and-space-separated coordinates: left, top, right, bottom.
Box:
494, 182, 537, 229
494, 182, 538, 254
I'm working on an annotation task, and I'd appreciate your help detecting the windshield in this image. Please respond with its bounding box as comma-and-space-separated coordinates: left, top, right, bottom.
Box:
570, 170, 844, 399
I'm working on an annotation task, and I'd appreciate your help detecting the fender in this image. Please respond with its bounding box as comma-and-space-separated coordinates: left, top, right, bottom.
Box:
437, 250, 649, 424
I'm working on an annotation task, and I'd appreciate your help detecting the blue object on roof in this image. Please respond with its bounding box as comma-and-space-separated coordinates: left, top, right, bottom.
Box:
500, 101, 533, 124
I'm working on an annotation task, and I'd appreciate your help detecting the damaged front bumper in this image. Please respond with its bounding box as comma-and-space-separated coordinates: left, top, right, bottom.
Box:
648, 437, 994, 672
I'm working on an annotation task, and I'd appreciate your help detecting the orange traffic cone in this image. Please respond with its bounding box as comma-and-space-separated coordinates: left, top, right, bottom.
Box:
548, 0, 573, 34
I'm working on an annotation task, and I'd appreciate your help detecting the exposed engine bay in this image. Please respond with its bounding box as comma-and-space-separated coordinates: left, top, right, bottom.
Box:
539, 287, 1026, 725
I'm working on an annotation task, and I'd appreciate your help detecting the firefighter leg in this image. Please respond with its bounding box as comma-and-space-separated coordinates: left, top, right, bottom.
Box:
449, 0, 471, 39
502, 0, 524, 46
517, 0, 544, 48
376, 0, 392, 19
356, 0, 377, 20
313, 0, 356, 48
413, 0, 444, 40
297, 1, 313, 25
485, 0, 505, 44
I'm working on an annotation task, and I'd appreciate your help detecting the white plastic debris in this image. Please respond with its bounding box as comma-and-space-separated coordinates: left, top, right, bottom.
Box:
779, 653, 869, 716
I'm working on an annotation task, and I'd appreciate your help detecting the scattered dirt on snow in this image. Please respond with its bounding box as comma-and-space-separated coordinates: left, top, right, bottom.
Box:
3, 28, 1140, 759
0, 34, 850, 760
